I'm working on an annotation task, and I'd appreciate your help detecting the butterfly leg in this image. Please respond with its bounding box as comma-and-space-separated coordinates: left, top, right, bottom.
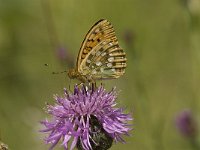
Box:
89, 79, 97, 90
86, 75, 96, 88
68, 79, 73, 93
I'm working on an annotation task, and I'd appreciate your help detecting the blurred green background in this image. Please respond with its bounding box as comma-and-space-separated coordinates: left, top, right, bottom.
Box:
1, 0, 200, 149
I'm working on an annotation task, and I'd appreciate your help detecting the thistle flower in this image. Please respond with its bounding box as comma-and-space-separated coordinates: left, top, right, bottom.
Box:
40, 84, 133, 150
175, 109, 198, 138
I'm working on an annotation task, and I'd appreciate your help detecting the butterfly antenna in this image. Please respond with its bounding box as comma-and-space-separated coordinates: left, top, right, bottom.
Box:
91, 82, 95, 93
45, 63, 67, 75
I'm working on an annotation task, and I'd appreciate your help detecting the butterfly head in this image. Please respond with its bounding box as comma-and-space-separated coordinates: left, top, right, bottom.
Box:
67, 68, 78, 79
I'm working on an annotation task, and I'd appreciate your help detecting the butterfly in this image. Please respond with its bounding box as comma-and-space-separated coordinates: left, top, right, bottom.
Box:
68, 19, 127, 83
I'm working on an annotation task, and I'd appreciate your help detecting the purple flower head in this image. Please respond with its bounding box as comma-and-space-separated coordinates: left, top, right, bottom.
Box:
175, 109, 198, 138
40, 84, 133, 150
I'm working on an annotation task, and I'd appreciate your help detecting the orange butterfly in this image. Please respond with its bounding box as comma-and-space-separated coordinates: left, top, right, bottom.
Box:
68, 19, 127, 83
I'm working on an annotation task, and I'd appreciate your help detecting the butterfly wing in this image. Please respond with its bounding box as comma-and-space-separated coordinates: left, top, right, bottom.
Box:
77, 19, 126, 80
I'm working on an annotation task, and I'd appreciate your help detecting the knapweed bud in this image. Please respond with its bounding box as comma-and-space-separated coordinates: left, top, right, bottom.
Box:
175, 109, 198, 138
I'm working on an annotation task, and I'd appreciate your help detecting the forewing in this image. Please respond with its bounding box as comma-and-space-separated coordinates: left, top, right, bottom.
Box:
76, 19, 117, 70
77, 19, 126, 80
